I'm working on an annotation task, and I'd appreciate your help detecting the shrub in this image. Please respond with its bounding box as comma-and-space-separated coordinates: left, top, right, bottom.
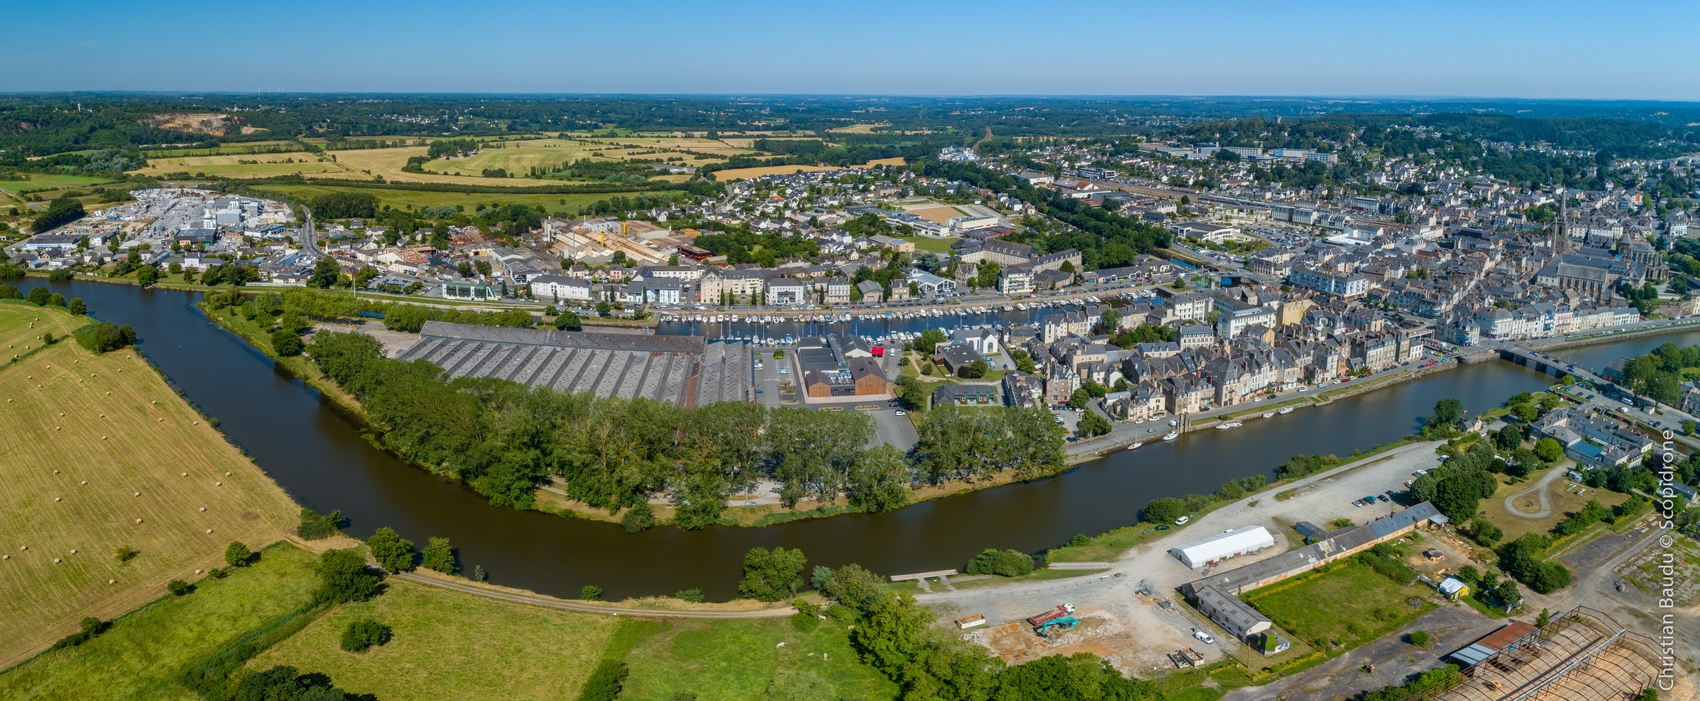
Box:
1068, 533, 1089, 547
738, 547, 807, 601
676, 588, 706, 603
114, 545, 139, 563
581, 585, 603, 601
621, 503, 654, 532
1408, 630, 1430, 648
296, 508, 344, 540
339, 618, 392, 652
1143, 496, 1187, 524
820, 563, 885, 611
167, 579, 193, 596
965, 548, 1034, 577
50, 617, 111, 650
223, 541, 253, 567
270, 327, 303, 357
575, 660, 628, 701
68, 297, 86, 315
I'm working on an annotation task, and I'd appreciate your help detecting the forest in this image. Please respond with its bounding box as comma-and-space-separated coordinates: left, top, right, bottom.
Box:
300, 328, 1066, 528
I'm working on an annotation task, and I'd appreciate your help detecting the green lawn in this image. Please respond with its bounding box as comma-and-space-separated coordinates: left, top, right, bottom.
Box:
0, 544, 319, 701
251, 578, 620, 701
1245, 562, 1437, 651
619, 614, 898, 701
0, 174, 117, 199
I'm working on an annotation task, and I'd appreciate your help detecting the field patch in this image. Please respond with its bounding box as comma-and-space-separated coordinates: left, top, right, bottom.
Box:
905, 204, 964, 225
145, 113, 238, 135
1245, 561, 1437, 651
0, 174, 117, 199
1479, 467, 1630, 543
251, 578, 619, 701
620, 615, 898, 701
0, 302, 300, 669
136, 152, 343, 179
247, 184, 645, 217
0, 543, 319, 700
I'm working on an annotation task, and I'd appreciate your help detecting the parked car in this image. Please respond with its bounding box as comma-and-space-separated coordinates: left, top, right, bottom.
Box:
1174, 516, 1190, 525
1193, 629, 1216, 645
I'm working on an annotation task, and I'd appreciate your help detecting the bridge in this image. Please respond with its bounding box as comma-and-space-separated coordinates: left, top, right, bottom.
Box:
1496, 347, 1607, 386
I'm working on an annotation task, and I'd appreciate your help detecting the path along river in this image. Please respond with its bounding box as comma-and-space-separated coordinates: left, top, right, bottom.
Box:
17, 278, 1674, 600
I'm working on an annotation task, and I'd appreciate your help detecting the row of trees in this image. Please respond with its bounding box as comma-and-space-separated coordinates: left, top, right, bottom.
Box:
306, 330, 1065, 528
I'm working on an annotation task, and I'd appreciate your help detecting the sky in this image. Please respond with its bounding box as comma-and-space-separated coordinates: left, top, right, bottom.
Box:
2, 0, 1697, 100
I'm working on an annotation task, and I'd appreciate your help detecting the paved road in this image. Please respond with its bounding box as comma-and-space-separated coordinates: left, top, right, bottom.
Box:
1502, 463, 1568, 519
300, 206, 324, 256
393, 571, 798, 619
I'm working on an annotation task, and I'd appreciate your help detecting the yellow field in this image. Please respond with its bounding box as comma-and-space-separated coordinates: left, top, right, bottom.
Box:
713, 158, 907, 181
135, 152, 344, 179
245, 184, 645, 217
906, 204, 964, 225
827, 123, 889, 134
0, 302, 300, 669
251, 578, 618, 700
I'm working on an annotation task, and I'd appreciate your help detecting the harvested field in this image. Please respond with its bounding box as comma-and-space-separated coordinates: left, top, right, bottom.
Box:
0, 302, 300, 669
246, 184, 644, 217
251, 577, 620, 701
0, 543, 319, 700
135, 152, 342, 179
713, 158, 905, 181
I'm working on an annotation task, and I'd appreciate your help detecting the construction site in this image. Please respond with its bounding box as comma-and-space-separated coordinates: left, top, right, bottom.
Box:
1433, 608, 1665, 701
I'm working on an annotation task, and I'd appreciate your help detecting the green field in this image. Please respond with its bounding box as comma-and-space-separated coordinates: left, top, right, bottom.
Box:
1245, 562, 1438, 651
0, 301, 301, 669
901, 236, 958, 254
0, 174, 118, 200
252, 577, 620, 700
0, 544, 320, 701
138, 153, 345, 179
618, 615, 898, 701
246, 183, 646, 216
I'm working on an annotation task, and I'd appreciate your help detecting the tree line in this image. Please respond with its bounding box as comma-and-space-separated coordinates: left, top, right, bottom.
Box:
303, 331, 1066, 528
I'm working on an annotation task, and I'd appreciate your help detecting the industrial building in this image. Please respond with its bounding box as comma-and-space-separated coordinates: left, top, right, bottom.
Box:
1192, 584, 1272, 640
1180, 502, 1445, 599
1168, 526, 1276, 569
398, 321, 750, 408
796, 335, 891, 398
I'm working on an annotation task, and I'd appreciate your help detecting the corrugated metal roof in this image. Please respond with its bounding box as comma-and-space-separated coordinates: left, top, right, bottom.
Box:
1169, 526, 1276, 568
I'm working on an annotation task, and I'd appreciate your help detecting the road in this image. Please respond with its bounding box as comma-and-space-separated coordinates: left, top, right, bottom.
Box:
300, 206, 323, 256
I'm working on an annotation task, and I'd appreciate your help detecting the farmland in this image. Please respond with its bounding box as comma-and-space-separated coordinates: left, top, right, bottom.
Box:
251, 577, 620, 701
618, 615, 899, 701
0, 544, 319, 701
712, 157, 906, 181
134, 152, 345, 179
245, 183, 647, 217
0, 174, 118, 202
1244, 561, 1437, 651
0, 301, 300, 669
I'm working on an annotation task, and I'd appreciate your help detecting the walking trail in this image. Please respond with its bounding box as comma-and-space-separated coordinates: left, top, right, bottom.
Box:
1502, 465, 1567, 519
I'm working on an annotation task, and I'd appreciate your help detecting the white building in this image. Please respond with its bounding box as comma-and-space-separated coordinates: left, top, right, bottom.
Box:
1168, 525, 1275, 569
531, 275, 594, 303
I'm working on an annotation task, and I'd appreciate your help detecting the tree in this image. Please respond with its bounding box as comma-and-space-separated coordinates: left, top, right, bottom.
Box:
1429, 398, 1464, 428
135, 264, 159, 286
1099, 309, 1122, 333
269, 327, 303, 357
340, 618, 392, 652
914, 328, 949, 354
820, 563, 885, 611
958, 358, 989, 379
68, 297, 86, 315
28, 286, 50, 306
846, 445, 911, 513
313, 547, 383, 603
223, 541, 252, 568
366, 527, 415, 572
420, 537, 458, 575
581, 584, 603, 601
1067, 388, 1090, 410
1495, 424, 1523, 450
32, 196, 85, 233
966, 548, 1034, 577
739, 547, 807, 601
1144, 496, 1187, 523
554, 311, 582, 331
1534, 437, 1565, 462
1077, 411, 1111, 437
309, 257, 341, 289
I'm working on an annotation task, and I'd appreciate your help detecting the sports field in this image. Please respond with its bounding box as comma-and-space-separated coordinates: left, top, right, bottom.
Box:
0, 302, 300, 669
251, 577, 620, 700
0, 544, 319, 700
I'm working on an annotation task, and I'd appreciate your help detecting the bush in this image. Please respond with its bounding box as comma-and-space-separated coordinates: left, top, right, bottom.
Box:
49, 617, 111, 650
339, 618, 392, 652
1068, 533, 1089, 547
575, 660, 628, 701
1408, 630, 1430, 648
965, 548, 1034, 577
581, 584, 603, 601
68, 297, 86, 315
296, 508, 344, 540
113, 545, 139, 563
820, 563, 886, 611
366, 526, 416, 572
28, 286, 50, 306
739, 547, 807, 601
1143, 496, 1187, 524
313, 548, 383, 604
223, 541, 253, 567
621, 503, 654, 532
676, 588, 706, 603
167, 579, 193, 596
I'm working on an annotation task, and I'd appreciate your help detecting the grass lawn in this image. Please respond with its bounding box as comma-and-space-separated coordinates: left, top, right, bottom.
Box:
251, 578, 620, 701
0, 302, 300, 669
1046, 522, 1170, 563
0, 543, 319, 700
0, 174, 116, 200
1246, 562, 1437, 651
247, 183, 642, 217
901, 236, 958, 254
1479, 465, 1630, 543
619, 614, 898, 701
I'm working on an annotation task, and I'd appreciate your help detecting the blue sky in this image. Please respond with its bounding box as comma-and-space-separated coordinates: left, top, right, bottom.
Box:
2, 0, 1696, 99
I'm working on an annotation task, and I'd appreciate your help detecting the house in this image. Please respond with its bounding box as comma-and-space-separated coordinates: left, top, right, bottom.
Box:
931, 383, 999, 407
952, 327, 1001, 356
856, 280, 884, 304
933, 343, 983, 374
531, 275, 594, 303
999, 265, 1035, 295
624, 278, 683, 305
1002, 371, 1044, 408
765, 278, 808, 306
823, 277, 852, 304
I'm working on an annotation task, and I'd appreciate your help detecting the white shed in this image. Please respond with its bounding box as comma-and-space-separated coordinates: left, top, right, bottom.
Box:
1168, 526, 1275, 568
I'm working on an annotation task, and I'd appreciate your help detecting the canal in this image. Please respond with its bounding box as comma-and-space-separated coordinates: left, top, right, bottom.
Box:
16, 278, 1650, 600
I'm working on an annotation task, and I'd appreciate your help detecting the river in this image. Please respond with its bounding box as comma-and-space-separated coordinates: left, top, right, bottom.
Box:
15, 278, 1648, 601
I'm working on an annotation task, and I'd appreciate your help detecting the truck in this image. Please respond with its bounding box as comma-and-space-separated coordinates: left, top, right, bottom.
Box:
1025, 603, 1078, 631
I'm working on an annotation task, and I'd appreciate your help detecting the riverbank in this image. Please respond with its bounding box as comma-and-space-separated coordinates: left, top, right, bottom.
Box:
198, 300, 367, 423
1523, 316, 1700, 352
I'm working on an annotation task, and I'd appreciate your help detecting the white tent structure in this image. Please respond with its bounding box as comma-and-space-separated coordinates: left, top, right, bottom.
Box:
1168, 526, 1275, 569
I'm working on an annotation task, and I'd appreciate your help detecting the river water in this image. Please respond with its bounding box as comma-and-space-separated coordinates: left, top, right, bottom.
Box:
17, 278, 1655, 600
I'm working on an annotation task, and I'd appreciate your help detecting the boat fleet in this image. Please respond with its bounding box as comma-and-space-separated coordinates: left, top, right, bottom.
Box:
654, 298, 1107, 347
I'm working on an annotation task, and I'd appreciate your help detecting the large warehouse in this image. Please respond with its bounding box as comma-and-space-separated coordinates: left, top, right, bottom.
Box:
1168, 525, 1276, 569
397, 321, 751, 408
